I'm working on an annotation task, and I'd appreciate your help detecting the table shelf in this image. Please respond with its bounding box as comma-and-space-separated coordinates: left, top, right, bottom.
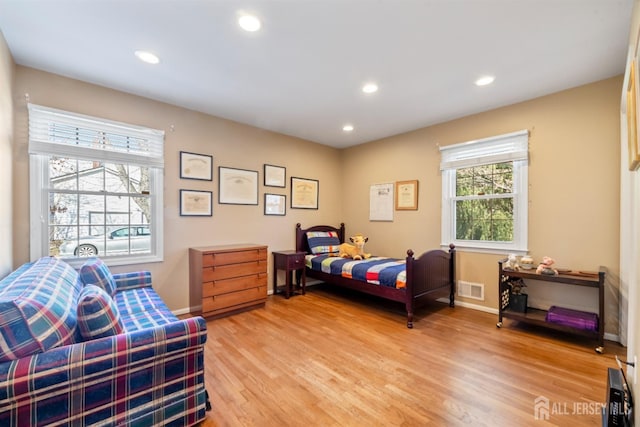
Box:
497, 260, 605, 353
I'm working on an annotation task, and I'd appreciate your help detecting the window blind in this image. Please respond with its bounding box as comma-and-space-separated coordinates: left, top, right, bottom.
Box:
28, 104, 165, 167
439, 129, 529, 170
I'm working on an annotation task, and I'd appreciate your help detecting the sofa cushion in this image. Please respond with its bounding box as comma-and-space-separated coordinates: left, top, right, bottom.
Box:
0, 257, 82, 362
79, 258, 116, 296
306, 231, 341, 255
77, 285, 124, 340
115, 288, 179, 332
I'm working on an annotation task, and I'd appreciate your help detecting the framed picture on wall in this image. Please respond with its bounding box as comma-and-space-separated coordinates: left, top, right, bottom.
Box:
180, 151, 213, 181
291, 177, 319, 209
264, 164, 286, 187
395, 180, 418, 210
180, 190, 212, 216
264, 193, 286, 216
218, 167, 259, 205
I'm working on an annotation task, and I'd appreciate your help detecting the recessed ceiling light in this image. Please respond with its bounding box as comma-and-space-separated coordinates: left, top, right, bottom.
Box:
362, 83, 378, 94
343, 124, 354, 132
238, 14, 261, 32
475, 76, 495, 86
134, 50, 160, 65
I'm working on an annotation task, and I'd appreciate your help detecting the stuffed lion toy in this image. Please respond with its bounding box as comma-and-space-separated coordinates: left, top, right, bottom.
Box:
338, 234, 371, 260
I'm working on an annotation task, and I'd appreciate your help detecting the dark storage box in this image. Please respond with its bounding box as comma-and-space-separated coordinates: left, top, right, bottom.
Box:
545, 306, 598, 332
509, 293, 528, 313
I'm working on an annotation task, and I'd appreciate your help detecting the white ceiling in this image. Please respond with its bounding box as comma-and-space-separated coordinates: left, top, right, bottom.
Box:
0, 0, 634, 148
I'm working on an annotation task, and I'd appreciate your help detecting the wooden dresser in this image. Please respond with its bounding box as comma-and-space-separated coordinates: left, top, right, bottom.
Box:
189, 244, 268, 319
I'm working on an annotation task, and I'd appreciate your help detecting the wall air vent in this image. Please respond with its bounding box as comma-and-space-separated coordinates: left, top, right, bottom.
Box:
457, 280, 484, 301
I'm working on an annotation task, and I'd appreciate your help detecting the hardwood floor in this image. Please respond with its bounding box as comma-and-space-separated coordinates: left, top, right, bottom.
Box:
197, 284, 625, 427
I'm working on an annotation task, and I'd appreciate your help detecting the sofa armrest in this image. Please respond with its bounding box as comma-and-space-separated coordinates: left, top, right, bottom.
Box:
113, 270, 152, 291
0, 316, 208, 426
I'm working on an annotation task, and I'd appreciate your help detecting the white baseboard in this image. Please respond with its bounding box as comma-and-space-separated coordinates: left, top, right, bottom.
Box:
437, 298, 621, 344
172, 306, 196, 316
605, 333, 620, 342
436, 297, 498, 315
267, 279, 322, 295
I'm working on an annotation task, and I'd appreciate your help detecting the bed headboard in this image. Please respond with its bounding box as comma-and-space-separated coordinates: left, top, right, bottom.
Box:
295, 223, 345, 254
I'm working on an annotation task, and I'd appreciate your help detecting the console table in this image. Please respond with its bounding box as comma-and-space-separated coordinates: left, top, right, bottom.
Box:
497, 259, 605, 353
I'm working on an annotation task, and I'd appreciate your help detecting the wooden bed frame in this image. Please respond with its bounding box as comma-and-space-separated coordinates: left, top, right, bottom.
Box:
295, 223, 456, 328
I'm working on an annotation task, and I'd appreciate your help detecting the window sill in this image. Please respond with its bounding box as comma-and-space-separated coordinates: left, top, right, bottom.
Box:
59, 253, 163, 269
441, 243, 528, 256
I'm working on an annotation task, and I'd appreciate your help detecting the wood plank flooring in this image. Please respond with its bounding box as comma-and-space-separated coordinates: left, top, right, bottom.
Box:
197, 284, 625, 427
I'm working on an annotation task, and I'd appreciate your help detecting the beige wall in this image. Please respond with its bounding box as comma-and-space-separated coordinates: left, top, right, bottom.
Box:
0, 31, 14, 278
12, 66, 343, 311
342, 77, 622, 335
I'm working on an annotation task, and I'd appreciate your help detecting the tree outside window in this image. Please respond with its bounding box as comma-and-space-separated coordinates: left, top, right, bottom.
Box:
454, 162, 513, 242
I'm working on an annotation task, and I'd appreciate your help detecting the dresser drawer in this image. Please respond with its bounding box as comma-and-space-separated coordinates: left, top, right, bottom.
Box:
202, 248, 267, 267
203, 260, 267, 281
202, 286, 266, 312
203, 273, 267, 297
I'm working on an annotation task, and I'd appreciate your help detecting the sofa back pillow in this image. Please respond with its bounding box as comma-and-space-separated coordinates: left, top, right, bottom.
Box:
77, 285, 124, 340
79, 258, 116, 296
306, 231, 341, 255
0, 257, 82, 362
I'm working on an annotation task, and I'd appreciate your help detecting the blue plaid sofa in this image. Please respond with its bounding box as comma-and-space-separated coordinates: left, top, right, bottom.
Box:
0, 257, 208, 426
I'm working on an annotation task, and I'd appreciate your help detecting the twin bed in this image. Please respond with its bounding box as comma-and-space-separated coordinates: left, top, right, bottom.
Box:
295, 223, 456, 328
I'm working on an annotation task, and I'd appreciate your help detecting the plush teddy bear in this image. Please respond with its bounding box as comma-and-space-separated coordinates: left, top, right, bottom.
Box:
503, 253, 520, 271
536, 256, 558, 275
338, 234, 371, 260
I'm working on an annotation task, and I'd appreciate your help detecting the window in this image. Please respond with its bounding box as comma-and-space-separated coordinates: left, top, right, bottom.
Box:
440, 130, 528, 254
28, 104, 164, 266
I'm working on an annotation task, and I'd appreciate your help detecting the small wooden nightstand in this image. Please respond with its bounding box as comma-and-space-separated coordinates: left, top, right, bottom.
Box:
272, 250, 306, 299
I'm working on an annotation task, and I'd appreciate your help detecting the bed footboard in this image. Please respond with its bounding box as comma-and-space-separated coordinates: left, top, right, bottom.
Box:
405, 244, 456, 328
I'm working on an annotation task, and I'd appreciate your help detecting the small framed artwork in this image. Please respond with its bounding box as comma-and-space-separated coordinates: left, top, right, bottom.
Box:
264, 193, 286, 216
219, 167, 259, 205
395, 180, 418, 210
180, 151, 213, 181
264, 164, 286, 187
180, 190, 212, 216
291, 177, 319, 209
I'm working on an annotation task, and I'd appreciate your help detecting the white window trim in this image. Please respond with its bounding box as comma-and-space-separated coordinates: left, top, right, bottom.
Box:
440, 130, 528, 255
28, 104, 164, 267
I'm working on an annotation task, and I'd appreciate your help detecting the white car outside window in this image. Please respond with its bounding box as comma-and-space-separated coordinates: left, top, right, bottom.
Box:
58, 226, 151, 257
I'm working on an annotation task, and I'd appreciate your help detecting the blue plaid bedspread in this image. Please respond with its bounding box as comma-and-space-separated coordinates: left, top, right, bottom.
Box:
306, 254, 407, 288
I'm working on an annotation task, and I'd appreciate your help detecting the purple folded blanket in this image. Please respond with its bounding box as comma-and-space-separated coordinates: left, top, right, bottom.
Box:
545, 306, 598, 332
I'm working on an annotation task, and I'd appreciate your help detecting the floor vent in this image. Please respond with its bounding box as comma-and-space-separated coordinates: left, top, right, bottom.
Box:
457, 280, 484, 301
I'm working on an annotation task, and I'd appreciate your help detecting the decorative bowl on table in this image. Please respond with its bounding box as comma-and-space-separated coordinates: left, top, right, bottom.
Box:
520, 255, 534, 270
